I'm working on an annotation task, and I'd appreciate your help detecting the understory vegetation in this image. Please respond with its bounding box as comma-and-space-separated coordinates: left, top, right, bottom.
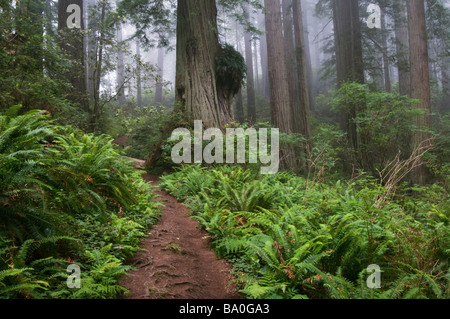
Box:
157, 84, 450, 299
0, 108, 160, 299
1, 0, 449, 302
160, 164, 449, 299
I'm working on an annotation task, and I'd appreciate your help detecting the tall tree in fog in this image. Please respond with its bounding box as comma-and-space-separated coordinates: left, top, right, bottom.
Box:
58, 0, 88, 111
301, 0, 314, 111
282, 0, 298, 132
332, 0, 364, 161
407, 0, 432, 185
379, 3, 391, 92
258, 12, 270, 98
243, 4, 256, 123
332, 0, 364, 85
292, 0, 311, 144
234, 21, 245, 123
86, 0, 97, 107
264, 0, 296, 169
91, 0, 108, 131
394, 0, 410, 97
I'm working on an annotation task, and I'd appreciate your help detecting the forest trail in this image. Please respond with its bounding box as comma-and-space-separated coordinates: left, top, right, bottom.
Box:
119, 172, 243, 299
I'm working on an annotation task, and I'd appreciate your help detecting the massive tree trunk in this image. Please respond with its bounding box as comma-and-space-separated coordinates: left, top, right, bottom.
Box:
333, 0, 364, 86
332, 0, 365, 168
234, 21, 245, 123
264, 0, 297, 170
146, 0, 242, 169
58, 0, 88, 112
394, 0, 410, 97
243, 32, 256, 123
243, 5, 256, 123
301, 1, 314, 111
282, 0, 298, 132
175, 0, 237, 129
407, 0, 432, 185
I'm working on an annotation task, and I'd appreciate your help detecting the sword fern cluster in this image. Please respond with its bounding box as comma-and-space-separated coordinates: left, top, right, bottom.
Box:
0, 108, 160, 298
160, 165, 449, 299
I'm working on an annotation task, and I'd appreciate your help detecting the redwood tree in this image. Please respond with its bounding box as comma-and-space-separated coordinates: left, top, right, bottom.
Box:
58, 0, 88, 112
175, 0, 242, 129
332, 0, 365, 168
407, 0, 432, 185
264, 0, 297, 170
243, 5, 256, 123
292, 0, 311, 143
282, 0, 297, 133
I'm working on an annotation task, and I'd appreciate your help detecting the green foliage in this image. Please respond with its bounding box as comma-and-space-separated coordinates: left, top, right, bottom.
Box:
67, 244, 132, 299
0, 2, 87, 127
331, 82, 424, 175
0, 267, 49, 299
161, 165, 449, 299
215, 43, 247, 95
108, 105, 168, 160
0, 110, 160, 298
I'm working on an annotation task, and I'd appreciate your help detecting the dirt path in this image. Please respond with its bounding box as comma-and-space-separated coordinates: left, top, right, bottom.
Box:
119, 173, 244, 299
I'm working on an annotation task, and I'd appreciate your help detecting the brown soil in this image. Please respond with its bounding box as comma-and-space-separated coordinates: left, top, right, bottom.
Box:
119, 173, 244, 299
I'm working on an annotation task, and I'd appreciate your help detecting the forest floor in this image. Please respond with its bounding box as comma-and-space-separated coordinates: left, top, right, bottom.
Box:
118, 169, 243, 299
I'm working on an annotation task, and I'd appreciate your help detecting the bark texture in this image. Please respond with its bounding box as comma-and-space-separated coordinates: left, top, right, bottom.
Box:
175, 0, 236, 128
292, 0, 311, 142
264, 0, 296, 170
332, 0, 364, 163
282, 0, 298, 132
407, 0, 432, 185
243, 12, 256, 123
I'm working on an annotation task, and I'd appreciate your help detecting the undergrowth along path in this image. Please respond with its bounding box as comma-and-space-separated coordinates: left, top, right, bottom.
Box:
119, 173, 243, 299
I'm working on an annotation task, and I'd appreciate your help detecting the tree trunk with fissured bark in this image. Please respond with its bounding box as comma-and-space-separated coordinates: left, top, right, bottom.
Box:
407, 0, 432, 186
175, 0, 235, 129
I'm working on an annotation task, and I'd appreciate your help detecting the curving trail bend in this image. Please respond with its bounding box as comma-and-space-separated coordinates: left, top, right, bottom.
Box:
119, 173, 243, 299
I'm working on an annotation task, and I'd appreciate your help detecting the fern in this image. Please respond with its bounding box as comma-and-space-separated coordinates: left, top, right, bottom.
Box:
0, 268, 49, 298
12, 237, 78, 269
1, 110, 161, 299
213, 238, 248, 259
161, 164, 449, 299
